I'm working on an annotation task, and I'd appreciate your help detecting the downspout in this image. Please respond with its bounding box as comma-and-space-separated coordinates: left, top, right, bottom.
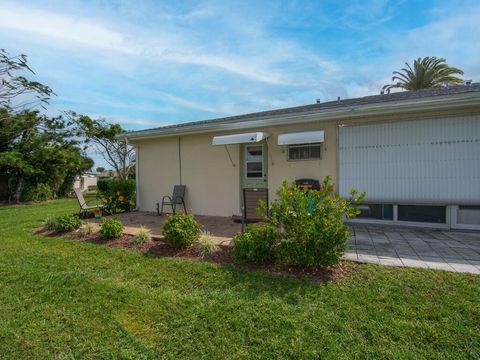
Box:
265, 137, 274, 166
134, 144, 140, 211
178, 136, 182, 184
336, 122, 341, 193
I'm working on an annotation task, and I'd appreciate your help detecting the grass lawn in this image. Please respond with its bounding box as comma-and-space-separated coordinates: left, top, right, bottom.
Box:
0, 200, 479, 359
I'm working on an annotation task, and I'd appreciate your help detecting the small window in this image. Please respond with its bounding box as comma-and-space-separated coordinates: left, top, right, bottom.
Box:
245, 145, 264, 179
398, 205, 446, 223
246, 162, 263, 178
288, 143, 321, 161
457, 206, 480, 225
357, 204, 393, 220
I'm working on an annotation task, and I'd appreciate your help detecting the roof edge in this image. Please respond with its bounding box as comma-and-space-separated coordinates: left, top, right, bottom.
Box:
119, 92, 480, 142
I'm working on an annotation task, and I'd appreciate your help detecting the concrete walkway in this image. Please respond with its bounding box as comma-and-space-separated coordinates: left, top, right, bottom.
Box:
345, 224, 480, 274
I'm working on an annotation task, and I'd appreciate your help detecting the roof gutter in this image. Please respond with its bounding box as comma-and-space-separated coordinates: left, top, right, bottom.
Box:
118, 92, 480, 142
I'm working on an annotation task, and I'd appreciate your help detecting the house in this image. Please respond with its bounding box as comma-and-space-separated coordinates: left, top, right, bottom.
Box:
97, 170, 119, 179
121, 84, 480, 230
73, 172, 98, 192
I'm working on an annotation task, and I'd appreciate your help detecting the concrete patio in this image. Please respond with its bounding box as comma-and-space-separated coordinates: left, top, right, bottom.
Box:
345, 224, 480, 274
88, 212, 480, 274
89, 211, 241, 246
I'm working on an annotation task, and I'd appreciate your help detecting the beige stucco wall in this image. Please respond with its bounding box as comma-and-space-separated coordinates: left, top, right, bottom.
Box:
136, 132, 241, 216
134, 107, 480, 216
135, 121, 338, 216
137, 136, 180, 213
263, 122, 338, 201
180, 132, 240, 216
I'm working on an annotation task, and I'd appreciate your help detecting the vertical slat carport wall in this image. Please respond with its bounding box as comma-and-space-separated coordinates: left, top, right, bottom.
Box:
338, 114, 480, 227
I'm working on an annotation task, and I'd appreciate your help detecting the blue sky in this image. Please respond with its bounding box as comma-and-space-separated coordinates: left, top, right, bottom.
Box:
1, 0, 479, 167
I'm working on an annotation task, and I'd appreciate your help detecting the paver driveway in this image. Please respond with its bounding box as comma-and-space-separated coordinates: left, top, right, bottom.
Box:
346, 224, 480, 274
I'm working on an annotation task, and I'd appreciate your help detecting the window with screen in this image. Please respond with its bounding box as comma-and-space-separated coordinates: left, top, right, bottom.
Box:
288, 143, 321, 160
245, 145, 264, 178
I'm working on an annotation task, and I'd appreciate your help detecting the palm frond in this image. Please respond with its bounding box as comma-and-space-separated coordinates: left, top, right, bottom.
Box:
382, 56, 464, 91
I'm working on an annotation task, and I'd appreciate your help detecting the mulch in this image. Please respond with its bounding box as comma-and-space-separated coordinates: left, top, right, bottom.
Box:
32, 227, 348, 283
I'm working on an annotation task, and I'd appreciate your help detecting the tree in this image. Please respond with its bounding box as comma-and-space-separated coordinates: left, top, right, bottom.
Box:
0, 49, 55, 112
96, 167, 105, 173
383, 56, 464, 91
0, 49, 91, 201
0, 109, 93, 201
69, 113, 135, 179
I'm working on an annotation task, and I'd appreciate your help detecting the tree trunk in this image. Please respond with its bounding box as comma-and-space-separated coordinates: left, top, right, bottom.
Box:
13, 176, 24, 201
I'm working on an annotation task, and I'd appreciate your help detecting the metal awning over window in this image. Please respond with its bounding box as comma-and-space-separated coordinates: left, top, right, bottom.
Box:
277, 130, 324, 145
212, 132, 270, 145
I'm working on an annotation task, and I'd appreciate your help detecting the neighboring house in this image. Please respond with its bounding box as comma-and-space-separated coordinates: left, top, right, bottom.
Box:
73, 173, 98, 192
97, 170, 118, 179
121, 84, 480, 230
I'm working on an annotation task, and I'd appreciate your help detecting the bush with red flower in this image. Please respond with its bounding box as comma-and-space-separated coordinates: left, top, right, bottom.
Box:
97, 179, 136, 214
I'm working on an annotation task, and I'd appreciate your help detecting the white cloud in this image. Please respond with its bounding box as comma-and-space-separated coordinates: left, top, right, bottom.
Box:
0, 5, 139, 55
163, 53, 289, 85
339, 0, 401, 30
372, 3, 480, 83
149, 90, 227, 115
87, 113, 171, 128
405, 11, 480, 79
2, 0, 479, 136
343, 81, 383, 98
0, 2, 331, 86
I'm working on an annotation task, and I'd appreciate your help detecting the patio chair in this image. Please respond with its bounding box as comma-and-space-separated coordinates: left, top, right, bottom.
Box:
158, 185, 187, 215
74, 188, 103, 218
241, 188, 268, 232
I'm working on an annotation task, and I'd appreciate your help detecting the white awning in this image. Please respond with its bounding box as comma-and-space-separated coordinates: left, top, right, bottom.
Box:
277, 130, 325, 145
212, 132, 270, 145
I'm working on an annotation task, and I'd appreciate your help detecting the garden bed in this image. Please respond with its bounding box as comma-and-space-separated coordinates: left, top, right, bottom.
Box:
33, 227, 347, 283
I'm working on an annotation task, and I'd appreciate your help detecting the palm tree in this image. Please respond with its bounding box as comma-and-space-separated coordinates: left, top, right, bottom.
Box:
383, 56, 464, 91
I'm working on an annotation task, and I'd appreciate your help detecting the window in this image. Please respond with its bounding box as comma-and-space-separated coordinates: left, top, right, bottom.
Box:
245, 145, 264, 178
398, 205, 446, 223
357, 204, 393, 220
288, 143, 321, 160
457, 206, 480, 225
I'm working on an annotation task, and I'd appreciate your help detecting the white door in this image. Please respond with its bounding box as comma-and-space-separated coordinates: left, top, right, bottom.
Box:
241, 143, 268, 189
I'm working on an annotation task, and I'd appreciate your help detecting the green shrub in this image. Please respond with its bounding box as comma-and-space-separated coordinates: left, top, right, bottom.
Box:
22, 183, 53, 202
267, 177, 364, 266
232, 224, 279, 264
100, 218, 124, 240
131, 227, 151, 245
42, 217, 58, 231
197, 231, 219, 258
162, 213, 202, 248
97, 179, 135, 214
54, 214, 81, 232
